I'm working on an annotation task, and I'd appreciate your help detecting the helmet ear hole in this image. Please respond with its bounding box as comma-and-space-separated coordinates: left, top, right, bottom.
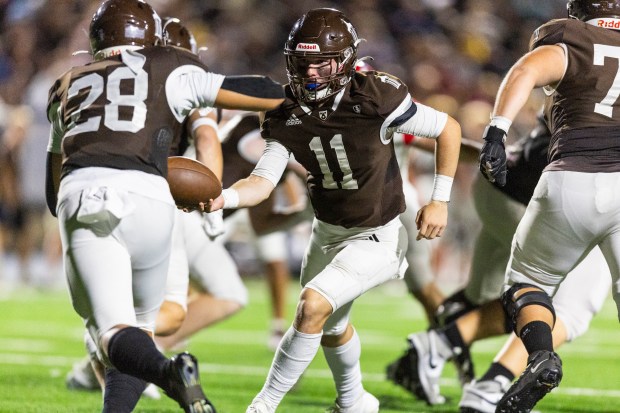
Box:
284, 8, 361, 103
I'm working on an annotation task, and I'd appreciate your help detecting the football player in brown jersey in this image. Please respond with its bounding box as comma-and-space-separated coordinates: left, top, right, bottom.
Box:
386, 115, 611, 411
476, 1, 620, 411
44, 1, 285, 412
205, 8, 461, 413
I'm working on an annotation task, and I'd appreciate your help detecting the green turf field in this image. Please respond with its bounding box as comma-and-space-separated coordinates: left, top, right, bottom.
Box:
0, 279, 618, 412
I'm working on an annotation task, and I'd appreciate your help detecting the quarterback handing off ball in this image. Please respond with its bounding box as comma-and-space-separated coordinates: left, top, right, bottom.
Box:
167, 156, 222, 209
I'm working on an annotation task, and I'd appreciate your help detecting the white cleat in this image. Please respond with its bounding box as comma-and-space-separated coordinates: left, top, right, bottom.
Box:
246, 398, 276, 413
406, 330, 454, 405
459, 376, 511, 413
327, 391, 379, 413
65, 357, 99, 391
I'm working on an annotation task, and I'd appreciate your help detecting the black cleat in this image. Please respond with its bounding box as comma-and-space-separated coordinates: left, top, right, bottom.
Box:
166, 352, 216, 413
386, 348, 428, 401
496, 350, 562, 413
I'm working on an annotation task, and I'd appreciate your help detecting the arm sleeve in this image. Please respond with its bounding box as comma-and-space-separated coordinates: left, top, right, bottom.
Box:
250, 139, 290, 187
46, 103, 63, 154
165, 65, 225, 122
221, 76, 285, 99
393, 102, 448, 139
45, 152, 58, 217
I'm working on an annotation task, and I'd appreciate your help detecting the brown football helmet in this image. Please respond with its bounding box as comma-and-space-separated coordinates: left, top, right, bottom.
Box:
284, 8, 362, 104
567, 0, 620, 21
89, 0, 162, 60
163, 17, 197, 54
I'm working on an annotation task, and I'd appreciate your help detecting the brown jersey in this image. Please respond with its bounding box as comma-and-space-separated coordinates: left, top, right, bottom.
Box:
47, 46, 208, 179
261, 71, 410, 228
530, 18, 620, 172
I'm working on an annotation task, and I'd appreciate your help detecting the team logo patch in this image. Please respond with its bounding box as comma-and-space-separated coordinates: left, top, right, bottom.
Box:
319, 110, 328, 120
285, 114, 302, 126
353, 104, 361, 113
378, 74, 401, 89
295, 43, 320, 52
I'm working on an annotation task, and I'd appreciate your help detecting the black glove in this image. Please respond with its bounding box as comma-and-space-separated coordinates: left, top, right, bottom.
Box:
479, 124, 507, 187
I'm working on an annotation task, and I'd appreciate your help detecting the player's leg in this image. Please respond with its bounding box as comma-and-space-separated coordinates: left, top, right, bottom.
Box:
389, 177, 524, 400
461, 245, 611, 412
496, 171, 615, 412
255, 231, 291, 350
313, 218, 406, 412
248, 218, 406, 412
58, 188, 166, 411
322, 318, 379, 413
155, 211, 189, 337
157, 211, 248, 351
61, 183, 213, 413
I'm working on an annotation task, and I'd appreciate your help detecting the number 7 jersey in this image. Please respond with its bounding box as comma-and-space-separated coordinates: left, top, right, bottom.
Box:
531, 18, 620, 172
47, 46, 223, 180
261, 71, 411, 228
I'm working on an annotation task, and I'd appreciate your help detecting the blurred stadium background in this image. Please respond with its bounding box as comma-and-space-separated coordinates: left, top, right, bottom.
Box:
2, 1, 619, 412
0, 0, 566, 298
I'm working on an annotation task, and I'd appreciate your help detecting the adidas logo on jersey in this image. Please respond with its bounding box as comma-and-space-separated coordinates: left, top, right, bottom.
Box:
286, 114, 302, 126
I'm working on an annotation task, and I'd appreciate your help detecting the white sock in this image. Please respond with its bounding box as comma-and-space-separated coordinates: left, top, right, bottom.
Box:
256, 326, 322, 407
322, 328, 364, 407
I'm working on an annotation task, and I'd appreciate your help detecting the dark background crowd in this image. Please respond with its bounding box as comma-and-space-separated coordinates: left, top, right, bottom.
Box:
0, 0, 566, 293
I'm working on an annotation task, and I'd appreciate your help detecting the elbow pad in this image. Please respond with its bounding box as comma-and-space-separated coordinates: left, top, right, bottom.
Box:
221, 76, 285, 99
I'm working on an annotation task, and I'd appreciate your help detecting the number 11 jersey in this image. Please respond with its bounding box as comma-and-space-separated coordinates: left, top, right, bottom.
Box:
261, 71, 412, 228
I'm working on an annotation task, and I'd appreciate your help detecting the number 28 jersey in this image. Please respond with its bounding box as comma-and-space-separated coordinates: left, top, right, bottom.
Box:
261, 71, 410, 228
47, 46, 224, 180
531, 18, 620, 172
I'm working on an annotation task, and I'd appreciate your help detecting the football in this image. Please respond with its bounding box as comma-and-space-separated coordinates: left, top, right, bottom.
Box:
167, 156, 222, 208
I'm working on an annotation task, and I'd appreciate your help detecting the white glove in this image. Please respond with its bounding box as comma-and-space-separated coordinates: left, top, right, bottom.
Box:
202, 209, 225, 240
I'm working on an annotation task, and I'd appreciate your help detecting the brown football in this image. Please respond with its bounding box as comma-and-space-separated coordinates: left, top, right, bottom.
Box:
167, 156, 222, 208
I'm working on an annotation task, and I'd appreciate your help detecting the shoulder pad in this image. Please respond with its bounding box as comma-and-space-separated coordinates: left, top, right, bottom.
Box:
530, 18, 587, 51
530, 19, 569, 51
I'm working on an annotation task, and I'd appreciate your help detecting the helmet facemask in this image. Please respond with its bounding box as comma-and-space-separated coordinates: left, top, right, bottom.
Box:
284, 8, 362, 104
286, 45, 356, 104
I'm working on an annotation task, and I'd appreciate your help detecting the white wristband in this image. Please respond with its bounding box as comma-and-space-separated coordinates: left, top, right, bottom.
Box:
221, 188, 239, 209
489, 115, 512, 134
431, 174, 453, 202
191, 117, 219, 139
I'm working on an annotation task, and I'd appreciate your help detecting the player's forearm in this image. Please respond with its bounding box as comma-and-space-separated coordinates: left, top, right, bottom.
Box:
216, 75, 285, 111
214, 89, 284, 111
195, 133, 223, 181
225, 174, 275, 208
434, 116, 461, 178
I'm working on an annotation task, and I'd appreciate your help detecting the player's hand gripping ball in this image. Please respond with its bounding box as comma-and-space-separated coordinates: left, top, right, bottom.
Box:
167, 156, 222, 210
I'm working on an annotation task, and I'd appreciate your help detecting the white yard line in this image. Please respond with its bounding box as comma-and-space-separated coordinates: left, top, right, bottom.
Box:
1, 352, 619, 399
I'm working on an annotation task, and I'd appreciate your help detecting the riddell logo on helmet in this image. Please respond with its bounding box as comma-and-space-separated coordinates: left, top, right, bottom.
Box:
595, 18, 620, 29
296, 43, 320, 51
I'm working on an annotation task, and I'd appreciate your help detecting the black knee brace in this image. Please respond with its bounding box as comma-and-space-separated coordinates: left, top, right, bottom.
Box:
434, 288, 479, 327
501, 283, 556, 334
